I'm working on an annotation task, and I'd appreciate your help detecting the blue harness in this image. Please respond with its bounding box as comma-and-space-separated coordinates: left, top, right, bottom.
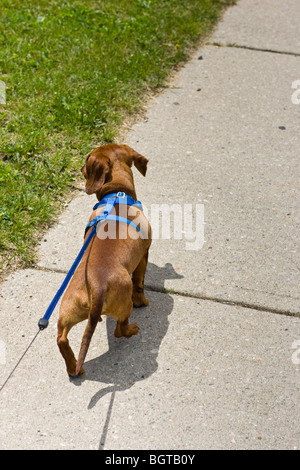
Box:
38, 192, 143, 330
84, 191, 143, 236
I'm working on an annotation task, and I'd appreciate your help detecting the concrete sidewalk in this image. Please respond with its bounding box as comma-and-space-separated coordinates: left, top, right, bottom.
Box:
0, 0, 299, 450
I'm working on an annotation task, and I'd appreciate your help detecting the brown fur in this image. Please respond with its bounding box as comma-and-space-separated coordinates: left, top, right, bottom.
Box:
57, 144, 151, 376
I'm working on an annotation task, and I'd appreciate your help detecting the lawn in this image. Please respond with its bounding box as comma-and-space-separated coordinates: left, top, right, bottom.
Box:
0, 0, 234, 274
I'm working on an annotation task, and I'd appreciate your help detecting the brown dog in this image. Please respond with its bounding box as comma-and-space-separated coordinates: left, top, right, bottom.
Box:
57, 144, 151, 376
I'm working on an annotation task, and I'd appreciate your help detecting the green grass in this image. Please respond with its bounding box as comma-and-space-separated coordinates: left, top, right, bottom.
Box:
0, 0, 234, 273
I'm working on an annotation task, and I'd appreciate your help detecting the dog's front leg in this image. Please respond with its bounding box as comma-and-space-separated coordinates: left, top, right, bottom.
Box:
132, 250, 149, 307
114, 317, 139, 338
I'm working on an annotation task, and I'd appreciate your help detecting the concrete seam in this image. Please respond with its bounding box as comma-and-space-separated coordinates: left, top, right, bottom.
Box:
34, 266, 300, 319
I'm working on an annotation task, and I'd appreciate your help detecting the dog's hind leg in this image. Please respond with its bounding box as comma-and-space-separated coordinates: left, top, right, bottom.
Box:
104, 269, 139, 338
75, 310, 100, 376
57, 290, 89, 376
74, 285, 106, 376
57, 316, 85, 377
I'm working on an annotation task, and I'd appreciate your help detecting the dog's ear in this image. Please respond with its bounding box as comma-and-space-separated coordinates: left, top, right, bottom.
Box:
122, 145, 148, 176
81, 153, 111, 195
133, 151, 148, 176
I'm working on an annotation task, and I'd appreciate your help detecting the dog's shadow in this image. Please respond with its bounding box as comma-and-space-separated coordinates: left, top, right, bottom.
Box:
75, 262, 183, 409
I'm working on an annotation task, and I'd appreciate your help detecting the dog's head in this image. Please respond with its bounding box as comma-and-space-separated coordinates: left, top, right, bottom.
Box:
81, 144, 148, 196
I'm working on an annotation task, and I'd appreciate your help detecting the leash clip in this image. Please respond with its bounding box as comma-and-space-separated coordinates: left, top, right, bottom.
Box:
38, 318, 49, 330
117, 192, 126, 198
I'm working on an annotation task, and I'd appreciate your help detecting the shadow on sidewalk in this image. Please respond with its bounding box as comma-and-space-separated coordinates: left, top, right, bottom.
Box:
70, 262, 182, 448
84, 263, 181, 399
74, 263, 183, 449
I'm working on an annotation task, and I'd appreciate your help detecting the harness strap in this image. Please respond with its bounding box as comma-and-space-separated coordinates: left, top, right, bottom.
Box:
93, 192, 143, 211
105, 214, 142, 234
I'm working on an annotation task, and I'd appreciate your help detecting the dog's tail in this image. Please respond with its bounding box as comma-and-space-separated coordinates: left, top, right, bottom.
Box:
75, 291, 104, 376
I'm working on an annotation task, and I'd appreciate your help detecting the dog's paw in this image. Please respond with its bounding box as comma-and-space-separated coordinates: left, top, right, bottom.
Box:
114, 322, 139, 338
68, 367, 85, 378
133, 292, 149, 308
128, 322, 139, 336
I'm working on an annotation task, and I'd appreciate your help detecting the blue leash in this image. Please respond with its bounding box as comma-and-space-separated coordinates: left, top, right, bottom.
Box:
38, 192, 143, 330
38, 227, 96, 330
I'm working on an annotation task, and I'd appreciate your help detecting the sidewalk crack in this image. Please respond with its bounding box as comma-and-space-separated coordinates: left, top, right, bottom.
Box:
208, 42, 300, 57
145, 283, 300, 318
